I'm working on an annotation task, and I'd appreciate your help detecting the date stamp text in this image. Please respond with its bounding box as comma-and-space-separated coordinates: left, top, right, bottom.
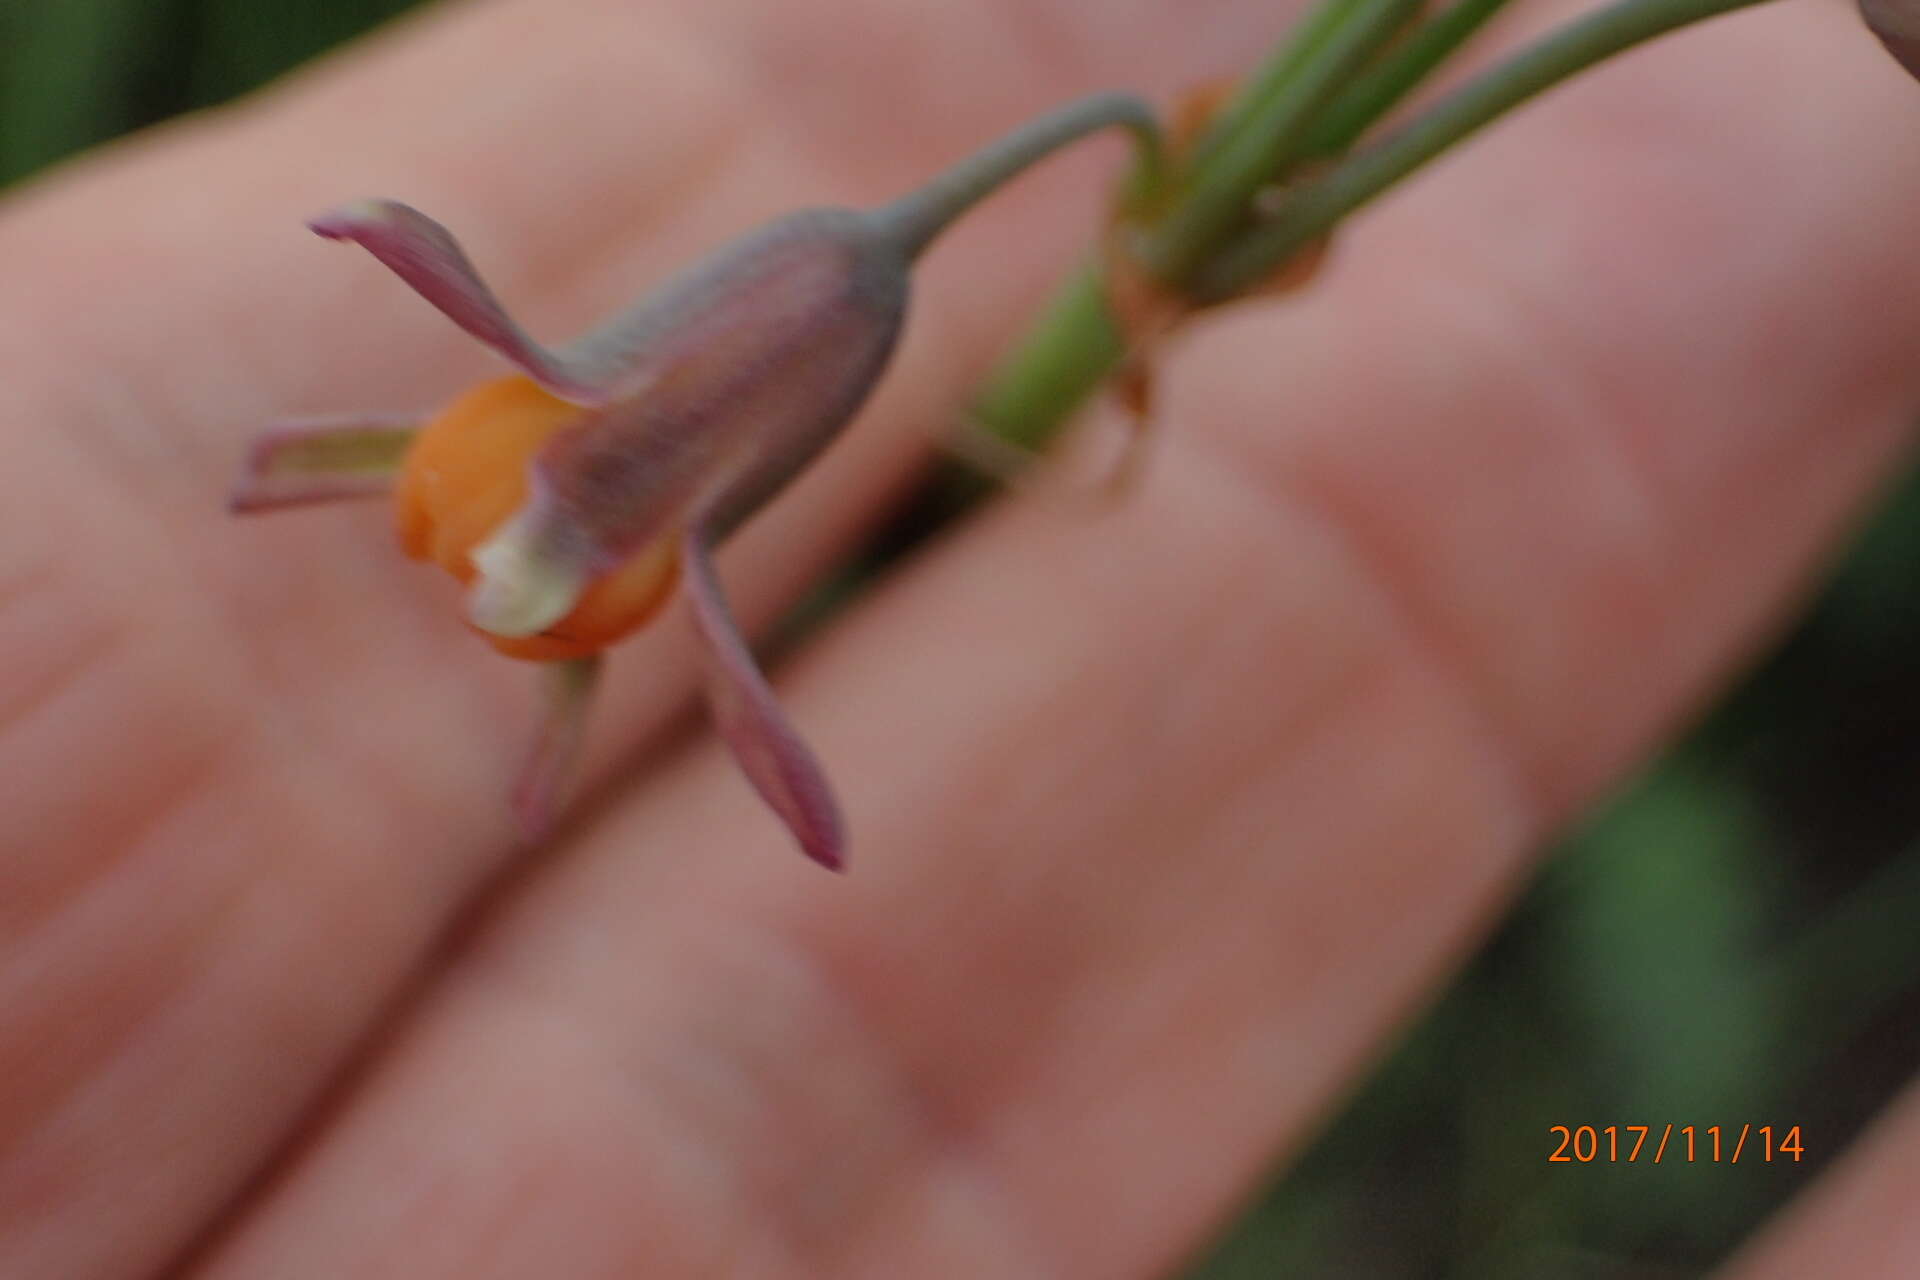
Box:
1547, 1125, 1804, 1164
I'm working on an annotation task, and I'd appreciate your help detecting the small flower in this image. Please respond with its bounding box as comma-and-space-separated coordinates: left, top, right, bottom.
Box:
230, 94, 1162, 869
233, 200, 902, 867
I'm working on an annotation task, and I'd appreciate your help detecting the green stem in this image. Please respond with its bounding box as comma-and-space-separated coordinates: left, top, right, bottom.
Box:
1301, 0, 1519, 159
972, 0, 1779, 445
1185, 0, 1381, 168
1143, 0, 1422, 285
969, 266, 1119, 451
1195, 0, 1775, 301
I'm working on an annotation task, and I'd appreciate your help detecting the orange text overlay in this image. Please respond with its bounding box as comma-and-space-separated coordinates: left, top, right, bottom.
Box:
1548, 1125, 1804, 1164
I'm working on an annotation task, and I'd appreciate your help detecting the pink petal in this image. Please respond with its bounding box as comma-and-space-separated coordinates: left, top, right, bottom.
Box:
308, 200, 612, 403
229, 416, 416, 513
511, 656, 602, 844
526, 209, 908, 570
682, 529, 845, 870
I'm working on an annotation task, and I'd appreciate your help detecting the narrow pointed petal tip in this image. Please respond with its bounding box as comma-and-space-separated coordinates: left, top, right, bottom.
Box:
306, 198, 400, 241
681, 530, 847, 872
229, 417, 416, 513
801, 827, 848, 874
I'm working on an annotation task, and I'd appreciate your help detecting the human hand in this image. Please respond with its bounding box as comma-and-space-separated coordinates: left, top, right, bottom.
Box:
3, 0, 1919, 1275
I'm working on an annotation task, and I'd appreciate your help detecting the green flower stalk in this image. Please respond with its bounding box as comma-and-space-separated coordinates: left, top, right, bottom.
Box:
973, 0, 1782, 456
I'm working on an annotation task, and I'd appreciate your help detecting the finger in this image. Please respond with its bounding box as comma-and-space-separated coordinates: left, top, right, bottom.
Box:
1721, 1080, 1920, 1278
0, 1, 1283, 1276
190, 2, 1920, 1276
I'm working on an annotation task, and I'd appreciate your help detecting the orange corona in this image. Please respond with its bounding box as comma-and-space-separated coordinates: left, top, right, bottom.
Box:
394, 376, 679, 662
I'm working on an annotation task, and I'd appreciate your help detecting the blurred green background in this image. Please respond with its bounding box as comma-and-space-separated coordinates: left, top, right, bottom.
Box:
8, 1, 1919, 1275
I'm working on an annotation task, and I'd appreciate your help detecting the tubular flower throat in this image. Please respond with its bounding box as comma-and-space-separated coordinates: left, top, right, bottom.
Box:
229, 93, 1165, 869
